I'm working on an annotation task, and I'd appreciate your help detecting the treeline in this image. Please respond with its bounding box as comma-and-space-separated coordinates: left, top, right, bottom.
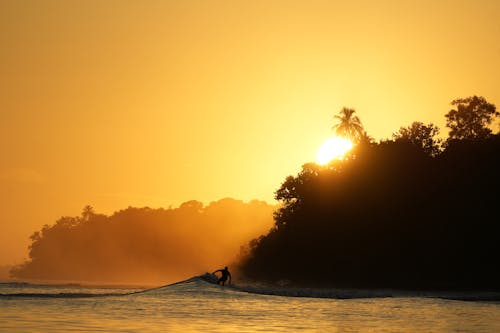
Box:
11, 198, 274, 285
238, 96, 500, 290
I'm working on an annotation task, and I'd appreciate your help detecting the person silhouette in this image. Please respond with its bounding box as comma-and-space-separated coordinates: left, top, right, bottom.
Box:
212, 266, 232, 286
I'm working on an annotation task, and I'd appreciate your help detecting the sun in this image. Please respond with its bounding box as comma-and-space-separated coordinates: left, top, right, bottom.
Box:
316, 137, 353, 165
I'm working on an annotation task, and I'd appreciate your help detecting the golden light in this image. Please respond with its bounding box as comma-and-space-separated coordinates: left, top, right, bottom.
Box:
316, 137, 353, 165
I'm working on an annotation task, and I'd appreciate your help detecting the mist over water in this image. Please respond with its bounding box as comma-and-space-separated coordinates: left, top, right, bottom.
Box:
9, 199, 274, 286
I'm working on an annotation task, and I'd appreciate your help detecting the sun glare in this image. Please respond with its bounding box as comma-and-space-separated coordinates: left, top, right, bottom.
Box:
316, 137, 353, 165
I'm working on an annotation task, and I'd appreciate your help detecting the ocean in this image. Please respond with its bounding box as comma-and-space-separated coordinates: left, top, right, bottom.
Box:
1, 274, 500, 332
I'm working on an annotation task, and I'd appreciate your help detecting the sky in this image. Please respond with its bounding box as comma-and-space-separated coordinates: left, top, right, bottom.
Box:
1, 0, 499, 266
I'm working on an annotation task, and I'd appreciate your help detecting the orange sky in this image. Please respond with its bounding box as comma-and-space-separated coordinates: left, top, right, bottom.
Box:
1, 0, 499, 265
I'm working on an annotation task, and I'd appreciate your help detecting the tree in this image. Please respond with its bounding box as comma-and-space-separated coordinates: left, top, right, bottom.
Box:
81, 205, 95, 222
393, 122, 442, 156
332, 107, 364, 143
358, 130, 375, 146
445, 96, 498, 140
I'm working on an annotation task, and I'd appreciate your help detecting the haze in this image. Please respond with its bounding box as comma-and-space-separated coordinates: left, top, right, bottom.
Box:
1, 0, 499, 266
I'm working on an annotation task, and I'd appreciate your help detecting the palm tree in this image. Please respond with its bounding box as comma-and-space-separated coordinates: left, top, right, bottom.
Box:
332, 107, 364, 143
81, 205, 95, 222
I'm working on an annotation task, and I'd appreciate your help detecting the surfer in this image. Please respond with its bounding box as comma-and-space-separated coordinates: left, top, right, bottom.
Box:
212, 266, 232, 286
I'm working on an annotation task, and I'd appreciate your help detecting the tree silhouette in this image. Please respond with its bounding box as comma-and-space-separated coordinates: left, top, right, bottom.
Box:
10, 200, 275, 284
81, 205, 95, 222
332, 107, 364, 143
393, 122, 442, 156
445, 96, 498, 140
239, 99, 500, 290
358, 130, 375, 146
239, 135, 500, 290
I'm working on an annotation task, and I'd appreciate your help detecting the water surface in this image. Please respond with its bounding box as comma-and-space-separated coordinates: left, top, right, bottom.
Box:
1, 277, 499, 332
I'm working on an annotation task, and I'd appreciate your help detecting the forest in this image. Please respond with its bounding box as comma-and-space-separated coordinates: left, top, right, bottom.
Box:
10, 198, 274, 285
238, 96, 500, 290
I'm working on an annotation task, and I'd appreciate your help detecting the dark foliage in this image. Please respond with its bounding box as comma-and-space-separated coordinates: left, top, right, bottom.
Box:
393, 122, 442, 157
446, 95, 498, 140
239, 136, 500, 290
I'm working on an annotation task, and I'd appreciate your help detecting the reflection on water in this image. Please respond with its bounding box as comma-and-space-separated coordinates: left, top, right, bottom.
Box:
1, 279, 500, 332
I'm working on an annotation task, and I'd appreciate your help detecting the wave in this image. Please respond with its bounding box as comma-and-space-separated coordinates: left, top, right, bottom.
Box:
233, 284, 500, 302
136, 274, 500, 302
2, 274, 499, 302
0, 292, 129, 298
0, 275, 217, 299
198, 273, 500, 302
0, 281, 141, 299
0, 281, 78, 288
